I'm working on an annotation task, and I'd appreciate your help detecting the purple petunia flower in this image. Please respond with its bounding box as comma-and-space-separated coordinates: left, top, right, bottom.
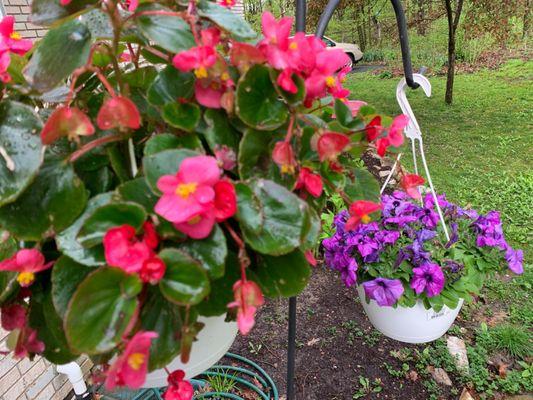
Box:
445, 223, 459, 248
505, 247, 523, 275
443, 260, 464, 273
471, 211, 507, 250
423, 193, 451, 210
362, 277, 404, 307
415, 207, 440, 229
340, 258, 358, 287
410, 262, 445, 297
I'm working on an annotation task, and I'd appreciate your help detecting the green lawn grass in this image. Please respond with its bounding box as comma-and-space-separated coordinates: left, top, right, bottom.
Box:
344, 59, 533, 260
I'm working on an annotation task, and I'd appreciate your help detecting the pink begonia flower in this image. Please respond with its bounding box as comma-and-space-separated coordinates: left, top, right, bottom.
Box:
0, 16, 32, 83
155, 156, 236, 239
305, 49, 350, 101
124, 0, 138, 12
59, 0, 71, 6
173, 44, 217, 79
103, 225, 153, 273
387, 114, 409, 147
14, 326, 45, 359
194, 77, 233, 109
40, 106, 95, 145
97, 96, 141, 131
218, 0, 236, 7
228, 280, 264, 335
214, 145, 237, 171
277, 69, 298, 93
163, 370, 194, 400
1, 304, 26, 331
0, 16, 32, 55
272, 141, 297, 174
105, 331, 158, 390
317, 132, 350, 162
155, 155, 219, 225
230, 41, 266, 72
401, 174, 425, 200
258, 12, 293, 69
0, 249, 53, 287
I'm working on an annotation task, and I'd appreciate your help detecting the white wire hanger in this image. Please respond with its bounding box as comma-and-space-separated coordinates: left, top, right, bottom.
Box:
380, 73, 450, 242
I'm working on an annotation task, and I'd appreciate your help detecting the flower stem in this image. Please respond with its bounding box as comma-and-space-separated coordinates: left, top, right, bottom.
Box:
69, 134, 123, 162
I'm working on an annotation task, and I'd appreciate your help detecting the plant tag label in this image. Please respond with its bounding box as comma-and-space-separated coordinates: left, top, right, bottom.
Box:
427, 308, 450, 321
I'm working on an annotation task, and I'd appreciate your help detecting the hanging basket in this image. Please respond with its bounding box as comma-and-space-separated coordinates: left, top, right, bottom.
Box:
357, 286, 463, 344
143, 315, 238, 388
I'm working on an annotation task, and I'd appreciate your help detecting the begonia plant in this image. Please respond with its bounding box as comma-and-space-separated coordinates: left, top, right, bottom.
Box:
323, 177, 524, 311
0, 0, 408, 394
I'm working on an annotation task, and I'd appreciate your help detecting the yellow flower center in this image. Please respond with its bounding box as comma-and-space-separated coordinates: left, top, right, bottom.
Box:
361, 214, 371, 224
17, 272, 35, 287
194, 66, 208, 79
188, 215, 202, 225
127, 353, 145, 371
281, 164, 295, 174
325, 76, 336, 88
10, 32, 21, 41
221, 72, 230, 81
176, 182, 197, 198
289, 42, 298, 50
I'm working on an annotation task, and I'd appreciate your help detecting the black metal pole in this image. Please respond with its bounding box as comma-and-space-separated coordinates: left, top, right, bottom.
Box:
295, 0, 306, 33
389, 0, 419, 89
315, 0, 341, 38
287, 296, 297, 400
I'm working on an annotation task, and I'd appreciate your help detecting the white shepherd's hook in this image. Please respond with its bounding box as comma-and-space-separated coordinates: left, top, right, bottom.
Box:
382, 73, 450, 242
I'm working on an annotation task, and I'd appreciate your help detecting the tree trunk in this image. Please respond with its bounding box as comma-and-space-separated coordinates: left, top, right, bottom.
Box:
524, 0, 531, 40
444, 0, 464, 105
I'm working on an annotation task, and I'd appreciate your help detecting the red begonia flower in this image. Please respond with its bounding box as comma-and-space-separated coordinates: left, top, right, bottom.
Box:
295, 167, 323, 198
317, 132, 350, 162
272, 141, 297, 174
345, 200, 381, 231
97, 96, 141, 131
228, 279, 264, 335
0, 249, 53, 287
1, 304, 26, 331
401, 174, 425, 200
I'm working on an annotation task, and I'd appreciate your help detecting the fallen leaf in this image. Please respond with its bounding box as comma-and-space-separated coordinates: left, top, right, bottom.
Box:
307, 338, 320, 346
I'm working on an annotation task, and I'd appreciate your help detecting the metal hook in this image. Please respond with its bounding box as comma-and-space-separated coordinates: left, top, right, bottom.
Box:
295, 0, 306, 33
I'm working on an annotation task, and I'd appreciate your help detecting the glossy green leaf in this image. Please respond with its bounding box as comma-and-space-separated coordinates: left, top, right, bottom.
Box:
24, 20, 91, 92
344, 166, 381, 203
77, 167, 113, 196
29, 284, 78, 364
147, 66, 195, 106
236, 65, 289, 131
252, 250, 311, 298
235, 183, 262, 234
300, 206, 321, 251
77, 202, 147, 247
65, 267, 141, 354
236, 179, 309, 255
143, 148, 198, 194
136, 5, 195, 53
141, 287, 183, 370
51, 256, 94, 319
197, 0, 256, 41
56, 193, 112, 267
162, 102, 201, 132
200, 109, 240, 152
159, 249, 210, 306
116, 178, 158, 211
0, 158, 88, 241
0, 101, 43, 207
238, 129, 274, 179
30, 0, 98, 26
196, 252, 239, 317
178, 225, 227, 279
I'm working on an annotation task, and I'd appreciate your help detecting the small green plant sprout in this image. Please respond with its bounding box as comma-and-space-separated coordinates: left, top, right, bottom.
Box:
352, 376, 383, 399
487, 324, 532, 359
247, 341, 263, 355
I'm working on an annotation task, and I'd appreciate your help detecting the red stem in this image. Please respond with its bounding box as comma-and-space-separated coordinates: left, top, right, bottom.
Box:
69, 134, 123, 162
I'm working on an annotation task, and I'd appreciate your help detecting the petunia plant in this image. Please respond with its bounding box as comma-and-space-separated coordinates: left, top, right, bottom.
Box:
323, 174, 524, 311
0, 0, 408, 394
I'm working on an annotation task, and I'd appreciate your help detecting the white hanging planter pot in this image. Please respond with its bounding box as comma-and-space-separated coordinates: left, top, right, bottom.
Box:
143, 314, 238, 388
356, 286, 463, 344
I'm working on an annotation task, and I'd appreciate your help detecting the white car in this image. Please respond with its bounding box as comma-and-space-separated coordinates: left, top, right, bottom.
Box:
321, 35, 364, 68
